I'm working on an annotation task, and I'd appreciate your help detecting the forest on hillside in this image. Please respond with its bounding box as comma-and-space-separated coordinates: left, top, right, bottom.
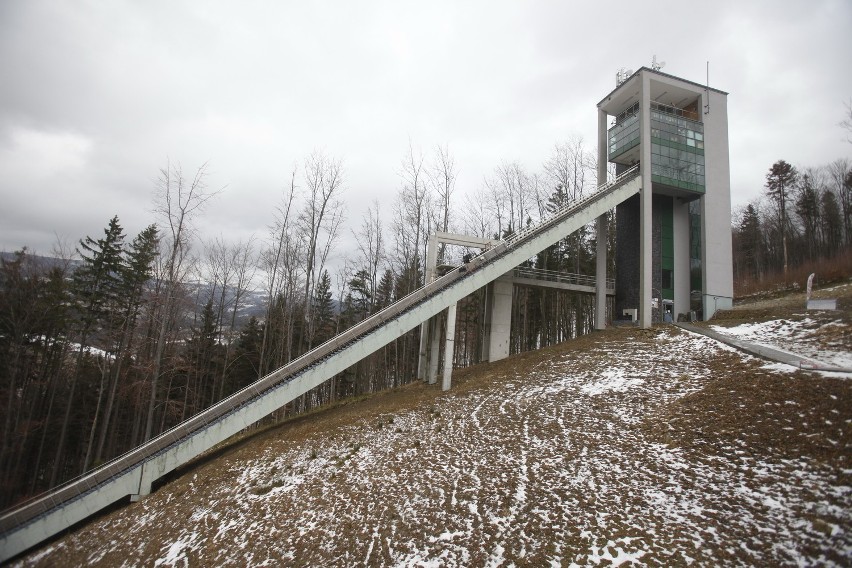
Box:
732, 157, 852, 293
1, 138, 851, 511
0, 140, 610, 509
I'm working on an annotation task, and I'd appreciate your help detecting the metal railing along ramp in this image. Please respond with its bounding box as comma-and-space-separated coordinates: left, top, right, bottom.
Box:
511, 267, 615, 294
0, 166, 640, 562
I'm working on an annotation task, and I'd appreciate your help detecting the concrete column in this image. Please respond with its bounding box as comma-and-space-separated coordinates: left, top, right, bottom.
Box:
488, 273, 513, 362
481, 282, 492, 361
595, 214, 608, 330
425, 235, 438, 284
638, 72, 653, 329
596, 108, 610, 331
428, 314, 441, 384
597, 108, 608, 177
673, 200, 690, 319
419, 235, 440, 380
442, 303, 457, 391
416, 320, 428, 380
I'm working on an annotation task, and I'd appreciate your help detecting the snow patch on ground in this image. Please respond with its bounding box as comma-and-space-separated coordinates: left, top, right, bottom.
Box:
580, 368, 644, 396
15, 327, 851, 567
154, 531, 200, 567
712, 318, 852, 371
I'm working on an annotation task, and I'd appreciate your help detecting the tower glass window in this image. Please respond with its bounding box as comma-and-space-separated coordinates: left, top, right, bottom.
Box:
607, 102, 640, 161
650, 102, 705, 193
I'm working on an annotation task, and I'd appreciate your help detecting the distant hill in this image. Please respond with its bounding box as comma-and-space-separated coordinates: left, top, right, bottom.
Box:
0, 250, 83, 272
1, 250, 269, 321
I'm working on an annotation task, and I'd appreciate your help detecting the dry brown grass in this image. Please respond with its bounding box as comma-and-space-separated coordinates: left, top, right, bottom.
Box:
736, 249, 852, 298
13, 288, 852, 567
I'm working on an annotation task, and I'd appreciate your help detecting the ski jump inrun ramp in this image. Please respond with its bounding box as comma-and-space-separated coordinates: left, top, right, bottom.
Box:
0, 166, 641, 562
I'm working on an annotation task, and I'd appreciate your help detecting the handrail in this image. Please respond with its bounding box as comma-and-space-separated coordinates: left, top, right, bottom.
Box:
512, 267, 615, 290
505, 164, 639, 247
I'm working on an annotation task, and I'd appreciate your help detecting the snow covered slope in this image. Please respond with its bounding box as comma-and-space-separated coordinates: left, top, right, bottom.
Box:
15, 324, 851, 567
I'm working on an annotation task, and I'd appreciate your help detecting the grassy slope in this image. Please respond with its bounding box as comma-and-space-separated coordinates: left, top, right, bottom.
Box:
14, 284, 852, 567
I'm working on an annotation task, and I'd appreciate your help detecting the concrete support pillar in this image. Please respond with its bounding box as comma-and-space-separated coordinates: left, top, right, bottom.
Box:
425, 237, 439, 284
596, 108, 610, 331
442, 303, 457, 391
595, 214, 608, 330
420, 233, 440, 381
673, 200, 690, 319
597, 108, 608, 177
428, 315, 441, 384
639, 190, 653, 328
638, 73, 653, 329
481, 282, 492, 361
488, 273, 513, 362
416, 320, 428, 380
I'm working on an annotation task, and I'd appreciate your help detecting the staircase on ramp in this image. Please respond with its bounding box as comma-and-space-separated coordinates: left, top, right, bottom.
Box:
0, 166, 641, 562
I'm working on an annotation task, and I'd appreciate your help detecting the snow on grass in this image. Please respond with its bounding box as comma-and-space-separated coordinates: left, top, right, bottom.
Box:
711, 317, 852, 371
15, 328, 851, 567
819, 281, 852, 293
580, 368, 645, 396
153, 531, 200, 567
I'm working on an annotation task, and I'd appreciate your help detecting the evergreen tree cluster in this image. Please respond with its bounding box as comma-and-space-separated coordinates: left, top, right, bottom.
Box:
733, 158, 852, 286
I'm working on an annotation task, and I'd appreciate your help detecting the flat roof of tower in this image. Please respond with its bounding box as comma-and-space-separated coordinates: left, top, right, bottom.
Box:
597, 66, 728, 109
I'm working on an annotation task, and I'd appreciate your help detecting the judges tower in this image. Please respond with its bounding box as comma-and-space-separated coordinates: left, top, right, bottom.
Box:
597, 67, 732, 326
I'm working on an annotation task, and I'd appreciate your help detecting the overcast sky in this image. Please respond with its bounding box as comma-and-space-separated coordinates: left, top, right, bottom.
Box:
1, 0, 850, 261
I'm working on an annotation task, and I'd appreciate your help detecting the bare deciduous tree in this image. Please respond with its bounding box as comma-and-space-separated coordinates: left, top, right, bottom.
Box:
828, 158, 852, 244
392, 141, 433, 288
260, 170, 301, 374
299, 151, 346, 350
485, 161, 535, 237
429, 144, 457, 243
200, 235, 257, 401
145, 161, 218, 442
543, 137, 595, 203
461, 183, 496, 239
353, 200, 385, 313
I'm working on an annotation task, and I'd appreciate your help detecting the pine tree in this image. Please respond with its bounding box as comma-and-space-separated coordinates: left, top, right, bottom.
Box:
182, 299, 222, 418
795, 174, 820, 260
375, 269, 395, 310
0, 250, 72, 506
73, 216, 126, 333
54, 216, 126, 484
765, 160, 797, 275
738, 204, 764, 280
229, 317, 264, 388
820, 191, 842, 256
92, 224, 158, 466
348, 269, 372, 320
311, 270, 336, 346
